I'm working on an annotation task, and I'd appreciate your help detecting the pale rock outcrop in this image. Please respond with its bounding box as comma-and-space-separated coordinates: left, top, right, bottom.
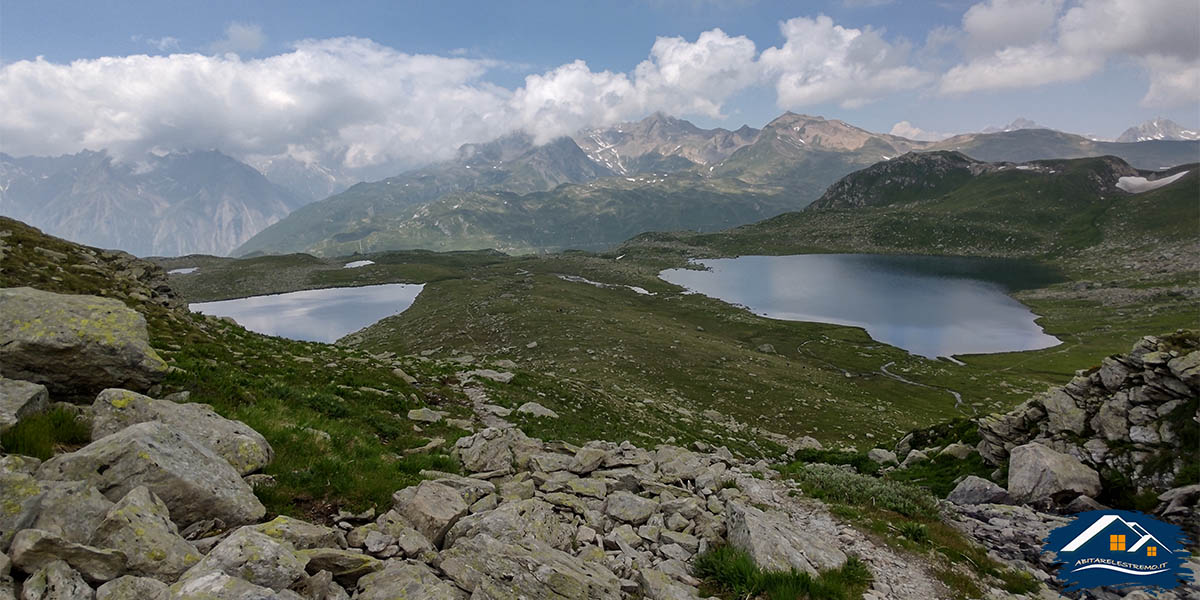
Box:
439, 534, 621, 600
391, 481, 468, 549
181, 528, 306, 591
36, 421, 265, 528
0, 288, 167, 401
725, 501, 847, 575
19, 559, 94, 600
1007, 442, 1101, 505
90, 389, 272, 475
9, 529, 126, 583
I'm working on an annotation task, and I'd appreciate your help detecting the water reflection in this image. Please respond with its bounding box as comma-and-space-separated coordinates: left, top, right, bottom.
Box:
190, 283, 424, 343
660, 254, 1060, 359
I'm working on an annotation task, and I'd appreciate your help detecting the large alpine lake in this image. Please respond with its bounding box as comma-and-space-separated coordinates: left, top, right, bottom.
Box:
190, 283, 424, 343
659, 254, 1061, 359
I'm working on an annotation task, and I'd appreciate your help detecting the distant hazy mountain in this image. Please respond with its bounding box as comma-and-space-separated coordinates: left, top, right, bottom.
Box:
981, 118, 1047, 134
235, 133, 613, 256
246, 155, 355, 204
1116, 119, 1200, 143
926, 128, 1198, 169
573, 112, 759, 175
0, 150, 303, 257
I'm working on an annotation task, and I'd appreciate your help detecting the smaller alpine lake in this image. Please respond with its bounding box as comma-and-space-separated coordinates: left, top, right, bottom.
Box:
190, 283, 424, 343
660, 254, 1062, 359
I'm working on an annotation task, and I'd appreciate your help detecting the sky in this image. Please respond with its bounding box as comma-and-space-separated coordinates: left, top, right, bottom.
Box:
1, 0, 1197, 174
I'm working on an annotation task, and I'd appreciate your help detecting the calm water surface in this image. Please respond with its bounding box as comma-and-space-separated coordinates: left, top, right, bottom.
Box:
659, 254, 1061, 359
190, 283, 424, 343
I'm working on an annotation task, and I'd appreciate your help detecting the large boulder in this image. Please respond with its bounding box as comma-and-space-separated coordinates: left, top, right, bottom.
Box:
0, 287, 167, 401
439, 534, 620, 600
19, 559, 94, 600
1007, 442, 1101, 505
181, 528, 306, 591
946, 476, 1012, 506
391, 482, 468, 548
0, 378, 48, 434
90, 487, 200, 582
354, 562, 464, 600
604, 491, 657, 525
91, 389, 272, 475
294, 548, 382, 588
36, 421, 265, 528
1039, 390, 1086, 434
453, 427, 542, 474
444, 499, 575, 551
9, 528, 126, 583
725, 501, 847, 575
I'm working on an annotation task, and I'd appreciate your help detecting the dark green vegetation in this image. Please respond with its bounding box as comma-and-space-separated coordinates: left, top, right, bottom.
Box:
237, 111, 1200, 258
693, 545, 872, 600
0, 406, 91, 460
779, 463, 1039, 599
0, 216, 472, 519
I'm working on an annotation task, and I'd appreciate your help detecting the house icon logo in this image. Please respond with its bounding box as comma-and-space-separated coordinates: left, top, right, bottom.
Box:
1043, 510, 1193, 593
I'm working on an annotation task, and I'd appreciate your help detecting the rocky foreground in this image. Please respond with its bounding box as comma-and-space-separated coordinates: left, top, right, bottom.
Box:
0, 280, 1197, 599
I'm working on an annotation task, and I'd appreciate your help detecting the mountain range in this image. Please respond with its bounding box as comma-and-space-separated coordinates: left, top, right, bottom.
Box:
0, 150, 304, 257
237, 112, 1200, 257
2, 113, 1197, 258
1116, 118, 1200, 143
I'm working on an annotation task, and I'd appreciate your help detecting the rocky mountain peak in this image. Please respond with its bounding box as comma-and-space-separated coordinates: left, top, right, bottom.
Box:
1116, 118, 1200, 143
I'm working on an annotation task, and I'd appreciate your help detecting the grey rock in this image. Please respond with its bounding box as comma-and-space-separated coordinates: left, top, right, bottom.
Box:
251, 517, 341, 551
867, 448, 897, 465
453, 427, 540, 474
181, 528, 306, 591
167, 571, 281, 600
1167, 351, 1199, 387
570, 447, 608, 474
464, 369, 515, 384
899, 449, 928, 469
20, 560, 94, 600
725, 501, 847, 575
0, 455, 41, 477
10, 529, 125, 583
654, 446, 707, 481
516, 402, 559, 419
793, 436, 823, 451
947, 476, 1012, 505
1098, 357, 1133, 391
0, 288, 167, 401
1040, 390, 1086, 433
354, 562, 465, 600
419, 472, 496, 505
638, 568, 698, 600
445, 499, 574, 551
391, 482, 468, 548
90, 487, 200, 582
439, 534, 620, 600
406, 408, 445, 424
293, 549, 381, 588
36, 421, 265, 528
291, 570, 349, 600
95, 576, 167, 600
604, 492, 657, 525
0, 378, 48, 434
939, 442, 973, 460
91, 389, 272, 476
31, 482, 114, 545
0, 472, 44, 553
1007, 442, 1101, 505
1092, 396, 1130, 441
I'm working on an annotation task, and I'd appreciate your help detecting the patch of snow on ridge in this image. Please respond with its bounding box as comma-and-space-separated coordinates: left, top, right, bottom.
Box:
1116, 170, 1189, 194
557, 274, 654, 296
343, 260, 375, 269
168, 267, 198, 275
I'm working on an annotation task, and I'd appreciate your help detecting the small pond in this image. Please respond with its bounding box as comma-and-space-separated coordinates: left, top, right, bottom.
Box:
190, 283, 424, 343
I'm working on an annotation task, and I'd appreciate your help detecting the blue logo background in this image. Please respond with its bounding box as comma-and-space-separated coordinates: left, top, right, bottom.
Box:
1043, 510, 1193, 594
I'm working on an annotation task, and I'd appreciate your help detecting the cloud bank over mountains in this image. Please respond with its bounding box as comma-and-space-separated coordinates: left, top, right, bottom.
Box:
0, 0, 1195, 173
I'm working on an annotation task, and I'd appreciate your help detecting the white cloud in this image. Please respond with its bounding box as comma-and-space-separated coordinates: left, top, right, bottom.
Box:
889, 121, 953, 141
941, 0, 1200, 105
760, 16, 931, 109
210, 22, 266, 55
960, 0, 1062, 56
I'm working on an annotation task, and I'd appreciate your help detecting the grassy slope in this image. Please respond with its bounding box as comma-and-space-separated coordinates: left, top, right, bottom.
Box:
0, 217, 475, 519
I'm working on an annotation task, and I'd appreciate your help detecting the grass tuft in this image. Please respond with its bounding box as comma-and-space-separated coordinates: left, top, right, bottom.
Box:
693, 545, 872, 600
1, 407, 91, 460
